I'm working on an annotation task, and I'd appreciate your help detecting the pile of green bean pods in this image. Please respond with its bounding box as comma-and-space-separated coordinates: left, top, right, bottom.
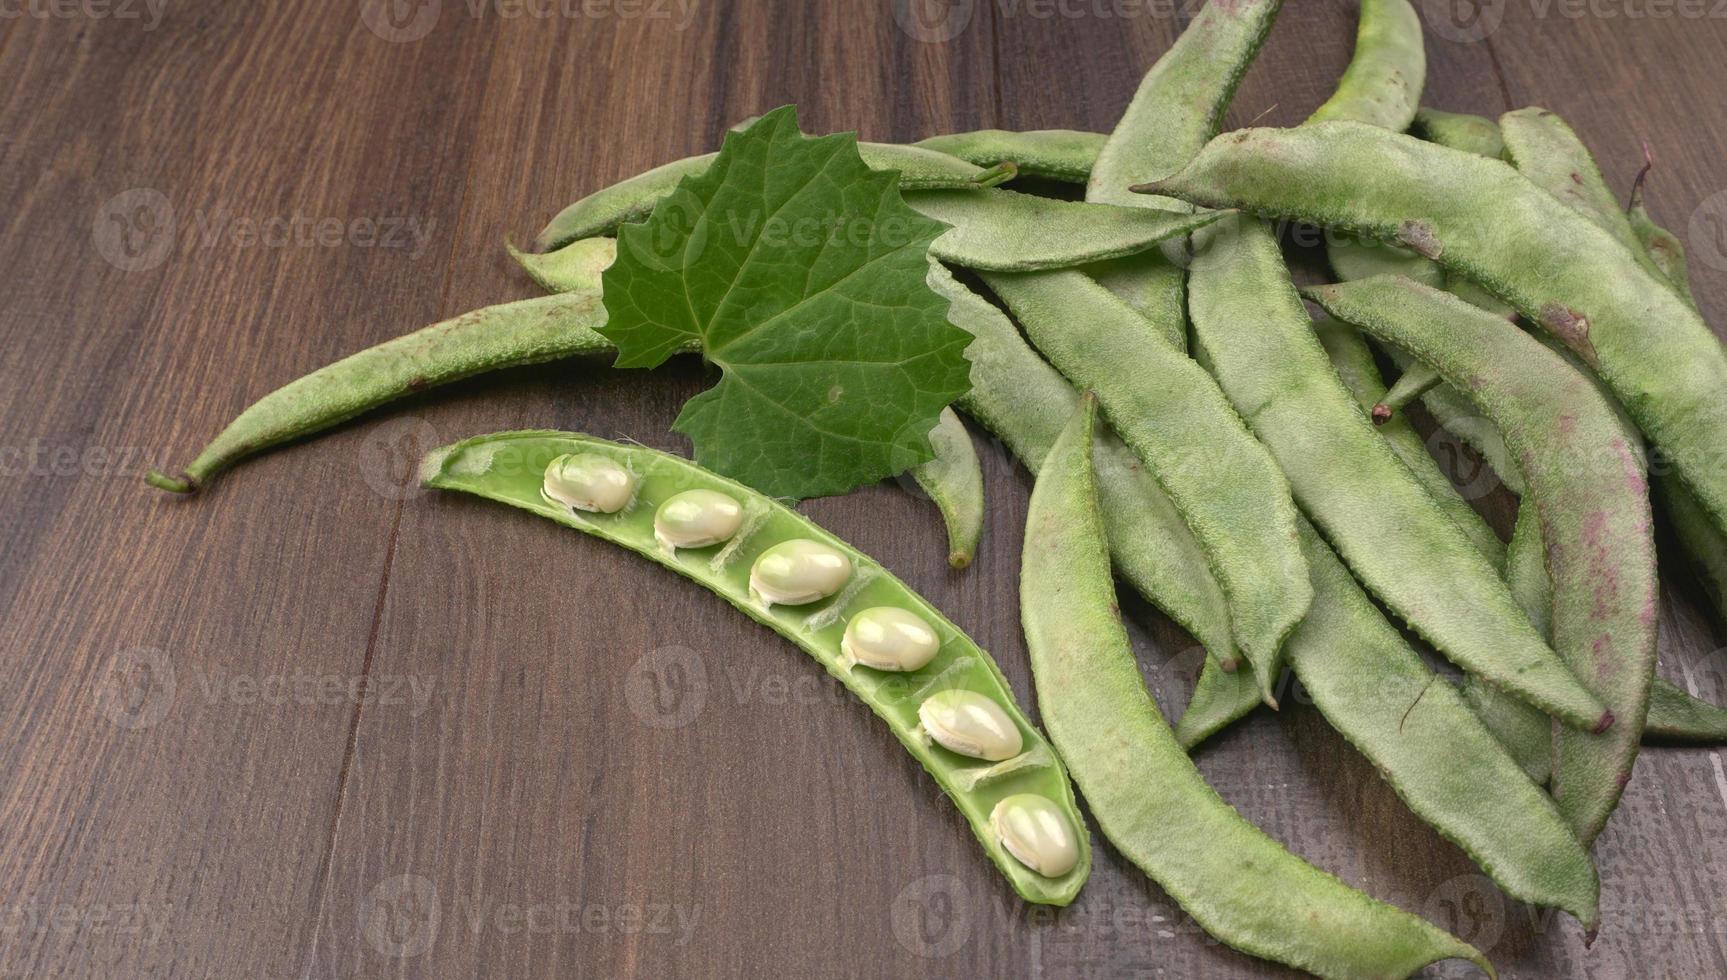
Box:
147, 0, 1727, 975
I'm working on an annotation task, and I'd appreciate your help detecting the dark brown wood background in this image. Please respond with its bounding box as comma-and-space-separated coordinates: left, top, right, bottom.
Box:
4, 1, 1726, 977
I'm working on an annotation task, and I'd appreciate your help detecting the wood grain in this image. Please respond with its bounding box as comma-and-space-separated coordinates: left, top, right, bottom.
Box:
2, 2, 1725, 977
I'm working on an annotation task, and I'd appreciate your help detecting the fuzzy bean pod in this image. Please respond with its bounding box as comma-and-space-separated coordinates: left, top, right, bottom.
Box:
146, 247, 622, 494
1188, 219, 1606, 730
927, 263, 1243, 671
985, 268, 1309, 703
1308, 276, 1658, 844
1020, 397, 1493, 980
912, 129, 1106, 184
905, 188, 1228, 272
911, 408, 985, 569
532, 140, 1010, 252
1306, 0, 1424, 131
1141, 122, 1727, 541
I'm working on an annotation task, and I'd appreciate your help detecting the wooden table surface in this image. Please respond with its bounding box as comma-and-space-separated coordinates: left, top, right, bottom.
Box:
5, 2, 1727, 977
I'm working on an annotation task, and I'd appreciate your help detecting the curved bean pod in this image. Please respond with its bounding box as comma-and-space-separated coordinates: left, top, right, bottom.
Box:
1285, 517, 1599, 927
1463, 506, 1559, 786
1086, 0, 1282, 208
1140, 121, 1727, 538
985, 268, 1309, 703
1020, 397, 1493, 979
1629, 193, 1695, 306
912, 128, 1106, 184
1499, 107, 1669, 283
1081, 254, 1189, 352
533, 140, 1011, 252
1413, 107, 1505, 158
146, 248, 622, 494
1494, 118, 1727, 738
1497, 108, 1727, 631
1086, 0, 1283, 392
1178, 313, 1521, 752
905, 188, 1228, 272
1646, 682, 1727, 743
927, 263, 1243, 672
1188, 219, 1606, 730
1313, 313, 1507, 567
1307, 275, 1657, 844
1306, 0, 1424, 131
423, 429, 1091, 905
911, 408, 985, 569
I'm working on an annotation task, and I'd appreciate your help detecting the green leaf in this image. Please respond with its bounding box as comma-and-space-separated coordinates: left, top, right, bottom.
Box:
599, 105, 972, 500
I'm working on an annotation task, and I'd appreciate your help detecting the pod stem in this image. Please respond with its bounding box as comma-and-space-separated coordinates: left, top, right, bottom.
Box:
1372, 362, 1443, 424
145, 469, 196, 494
972, 161, 1018, 188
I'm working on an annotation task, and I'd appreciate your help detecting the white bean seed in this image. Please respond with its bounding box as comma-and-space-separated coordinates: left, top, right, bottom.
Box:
918, 689, 1023, 761
654, 489, 744, 550
542, 453, 635, 514
749, 539, 852, 607
990, 794, 1079, 877
841, 607, 941, 672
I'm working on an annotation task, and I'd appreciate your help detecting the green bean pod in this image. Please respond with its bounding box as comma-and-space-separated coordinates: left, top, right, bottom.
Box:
1188, 218, 1607, 731
1141, 122, 1727, 540
1498, 108, 1670, 283
912, 128, 1106, 184
1020, 397, 1493, 980
1306, 0, 1425, 131
1491, 110, 1727, 739
423, 429, 1091, 905
1285, 517, 1598, 927
1412, 107, 1506, 158
146, 245, 622, 494
1496, 107, 1727, 632
904, 188, 1228, 272
1080, 254, 1189, 352
1178, 312, 1519, 751
1646, 682, 1727, 743
1086, 0, 1282, 209
532, 140, 1011, 252
1086, 0, 1284, 404
1308, 276, 1658, 844
985, 268, 1309, 703
911, 408, 985, 569
1463, 506, 1559, 786
927, 263, 1243, 672
1629, 196, 1696, 306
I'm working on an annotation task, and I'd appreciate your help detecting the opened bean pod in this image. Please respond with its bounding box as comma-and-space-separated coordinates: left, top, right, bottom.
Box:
421, 430, 1090, 902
